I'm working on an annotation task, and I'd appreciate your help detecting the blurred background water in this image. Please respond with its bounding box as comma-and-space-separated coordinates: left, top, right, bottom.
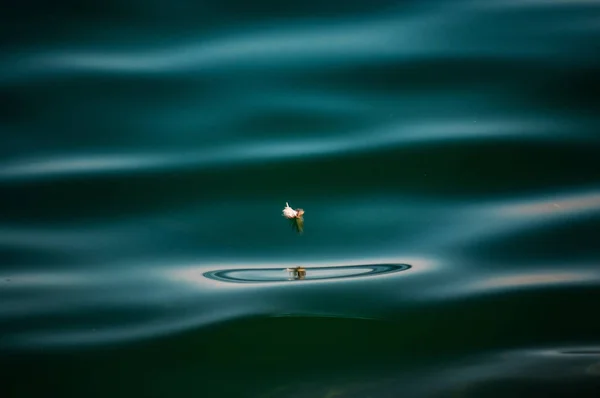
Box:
1, 0, 600, 397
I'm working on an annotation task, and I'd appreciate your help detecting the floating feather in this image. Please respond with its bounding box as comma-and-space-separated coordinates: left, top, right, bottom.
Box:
282, 202, 305, 234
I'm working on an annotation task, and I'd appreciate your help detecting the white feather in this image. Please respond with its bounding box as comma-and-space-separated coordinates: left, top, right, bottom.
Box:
282, 202, 297, 218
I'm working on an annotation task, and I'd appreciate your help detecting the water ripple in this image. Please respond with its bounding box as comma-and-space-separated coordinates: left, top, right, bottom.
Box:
0, 117, 587, 181
203, 263, 410, 283
4, 0, 595, 80
1, 1, 599, 395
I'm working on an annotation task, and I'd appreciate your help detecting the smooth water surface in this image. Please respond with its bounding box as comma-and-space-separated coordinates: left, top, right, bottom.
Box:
2, 1, 600, 397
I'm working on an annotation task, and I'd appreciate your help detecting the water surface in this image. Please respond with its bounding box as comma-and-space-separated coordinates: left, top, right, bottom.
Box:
2, 0, 600, 397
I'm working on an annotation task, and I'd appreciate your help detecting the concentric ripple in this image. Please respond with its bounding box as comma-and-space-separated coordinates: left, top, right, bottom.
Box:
203, 263, 410, 283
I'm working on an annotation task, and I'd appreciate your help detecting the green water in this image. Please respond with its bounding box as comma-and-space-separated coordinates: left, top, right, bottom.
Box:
1, 1, 600, 397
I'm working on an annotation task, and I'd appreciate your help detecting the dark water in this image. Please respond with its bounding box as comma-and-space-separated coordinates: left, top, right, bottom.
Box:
2, 1, 600, 397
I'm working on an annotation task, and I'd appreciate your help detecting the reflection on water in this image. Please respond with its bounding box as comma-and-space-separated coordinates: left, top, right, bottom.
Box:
286, 266, 306, 280
1, 0, 600, 396
256, 346, 600, 398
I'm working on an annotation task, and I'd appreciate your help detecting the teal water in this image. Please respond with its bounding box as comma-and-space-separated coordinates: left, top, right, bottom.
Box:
2, 1, 600, 397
